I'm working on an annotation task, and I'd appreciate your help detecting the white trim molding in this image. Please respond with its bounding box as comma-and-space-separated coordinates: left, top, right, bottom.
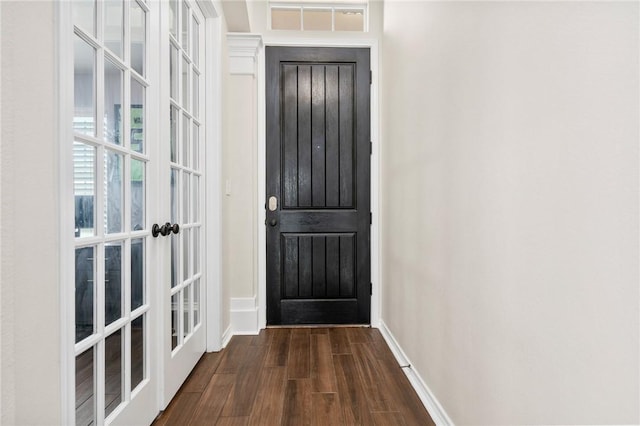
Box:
227, 33, 263, 75
230, 297, 260, 335
378, 321, 454, 426
205, 0, 224, 353
221, 325, 233, 348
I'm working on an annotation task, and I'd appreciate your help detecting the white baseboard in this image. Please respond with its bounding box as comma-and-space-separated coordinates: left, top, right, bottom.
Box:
230, 297, 259, 335
221, 324, 233, 348
378, 320, 454, 426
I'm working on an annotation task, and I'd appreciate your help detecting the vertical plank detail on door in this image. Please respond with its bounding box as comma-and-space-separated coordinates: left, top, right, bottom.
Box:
325, 66, 340, 208
298, 236, 313, 297
312, 236, 326, 297
297, 66, 312, 207
326, 235, 340, 297
311, 65, 326, 207
283, 235, 299, 298
339, 235, 355, 297
283, 65, 298, 208
338, 65, 353, 208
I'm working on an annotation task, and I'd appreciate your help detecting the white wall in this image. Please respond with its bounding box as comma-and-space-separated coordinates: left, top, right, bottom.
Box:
222, 73, 258, 302
381, 1, 639, 424
0, 1, 62, 424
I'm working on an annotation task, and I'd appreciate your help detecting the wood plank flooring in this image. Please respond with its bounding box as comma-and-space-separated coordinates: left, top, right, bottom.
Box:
153, 327, 434, 426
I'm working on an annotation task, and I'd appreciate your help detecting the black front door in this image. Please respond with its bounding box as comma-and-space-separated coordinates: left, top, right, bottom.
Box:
266, 47, 371, 325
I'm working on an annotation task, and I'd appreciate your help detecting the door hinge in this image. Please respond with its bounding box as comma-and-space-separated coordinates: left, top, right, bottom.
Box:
370, 141, 373, 155
370, 283, 373, 295
370, 212, 372, 224
369, 70, 372, 85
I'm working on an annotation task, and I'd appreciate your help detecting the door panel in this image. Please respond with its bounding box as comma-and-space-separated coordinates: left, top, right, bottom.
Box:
72, 1, 156, 424
162, 0, 206, 407
266, 47, 371, 325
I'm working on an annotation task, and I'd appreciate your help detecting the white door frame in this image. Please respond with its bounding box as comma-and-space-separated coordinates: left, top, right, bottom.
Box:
256, 36, 381, 330
201, 1, 224, 354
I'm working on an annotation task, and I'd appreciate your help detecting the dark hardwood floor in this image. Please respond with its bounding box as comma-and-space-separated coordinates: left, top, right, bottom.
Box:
153, 327, 435, 426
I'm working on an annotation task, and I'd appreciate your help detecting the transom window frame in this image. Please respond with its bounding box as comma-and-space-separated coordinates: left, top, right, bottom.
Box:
269, 2, 368, 32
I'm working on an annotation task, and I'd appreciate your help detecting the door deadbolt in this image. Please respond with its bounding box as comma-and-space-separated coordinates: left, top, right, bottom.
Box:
268, 196, 278, 211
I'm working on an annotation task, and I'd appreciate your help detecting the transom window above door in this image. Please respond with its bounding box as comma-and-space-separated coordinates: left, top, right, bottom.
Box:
269, 1, 367, 32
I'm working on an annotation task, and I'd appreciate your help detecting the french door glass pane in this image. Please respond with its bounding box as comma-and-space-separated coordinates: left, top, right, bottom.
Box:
130, 1, 146, 77
131, 315, 145, 391
181, 1, 189, 51
171, 169, 178, 223
170, 0, 178, 37
193, 228, 199, 273
171, 294, 179, 350
170, 44, 178, 100
105, 242, 123, 326
73, 0, 95, 36
76, 246, 95, 343
74, 35, 96, 136
182, 57, 190, 109
171, 234, 179, 288
192, 16, 199, 67
76, 346, 95, 426
170, 107, 178, 162
183, 172, 190, 222
104, 59, 123, 145
131, 238, 145, 310
193, 279, 200, 326
131, 159, 145, 230
105, 151, 124, 234
131, 79, 145, 153
104, 0, 124, 58
182, 114, 190, 168
193, 175, 199, 222
74, 142, 96, 237
192, 123, 199, 170
183, 285, 191, 338
192, 70, 199, 118
183, 228, 190, 280
105, 329, 123, 418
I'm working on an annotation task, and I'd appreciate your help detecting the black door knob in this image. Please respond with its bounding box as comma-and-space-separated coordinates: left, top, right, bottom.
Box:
152, 223, 170, 237
152, 222, 180, 237
269, 219, 277, 226
160, 223, 171, 236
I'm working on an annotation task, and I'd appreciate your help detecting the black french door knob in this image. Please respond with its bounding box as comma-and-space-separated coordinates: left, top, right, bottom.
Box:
152, 223, 165, 237
152, 222, 180, 237
269, 219, 277, 226
160, 223, 171, 236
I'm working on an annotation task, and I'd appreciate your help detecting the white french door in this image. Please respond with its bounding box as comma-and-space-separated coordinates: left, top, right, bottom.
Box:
68, 0, 207, 424
160, 0, 207, 406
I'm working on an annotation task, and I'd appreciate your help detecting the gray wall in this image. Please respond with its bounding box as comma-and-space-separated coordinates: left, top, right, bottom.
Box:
381, 1, 639, 424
